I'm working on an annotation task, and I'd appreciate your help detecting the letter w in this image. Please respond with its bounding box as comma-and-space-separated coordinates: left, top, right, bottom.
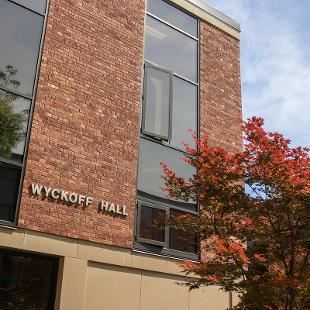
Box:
31, 184, 43, 195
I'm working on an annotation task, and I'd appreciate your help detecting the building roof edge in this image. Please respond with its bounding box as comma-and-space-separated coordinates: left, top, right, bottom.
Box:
188, 0, 240, 32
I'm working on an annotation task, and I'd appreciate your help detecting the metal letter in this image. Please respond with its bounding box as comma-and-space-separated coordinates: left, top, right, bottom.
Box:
116, 204, 123, 215
43, 186, 52, 197
60, 190, 69, 202
78, 195, 86, 205
31, 184, 43, 195
122, 206, 128, 216
109, 203, 116, 213
69, 193, 78, 204
85, 196, 93, 207
100, 200, 109, 211
51, 189, 60, 199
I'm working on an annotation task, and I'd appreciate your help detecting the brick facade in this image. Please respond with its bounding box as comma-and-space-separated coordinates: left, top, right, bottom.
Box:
200, 21, 242, 153
17, 0, 242, 248
18, 0, 145, 248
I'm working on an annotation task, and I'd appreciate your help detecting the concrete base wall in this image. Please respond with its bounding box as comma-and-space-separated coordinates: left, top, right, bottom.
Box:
0, 226, 237, 310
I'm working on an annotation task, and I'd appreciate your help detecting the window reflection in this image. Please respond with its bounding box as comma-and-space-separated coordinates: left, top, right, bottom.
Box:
145, 16, 198, 82
0, 89, 30, 163
147, 0, 198, 37
0, 251, 58, 310
10, 0, 46, 14
0, 164, 21, 222
169, 209, 198, 253
171, 77, 197, 149
0, 0, 44, 96
137, 138, 195, 199
140, 205, 165, 242
144, 65, 171, 139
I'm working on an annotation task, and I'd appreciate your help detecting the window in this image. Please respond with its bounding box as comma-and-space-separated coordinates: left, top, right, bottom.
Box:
136, 0, 199, 259
0, 0, 47, 224
142, 63, 173, 141
0, 248, 58, 310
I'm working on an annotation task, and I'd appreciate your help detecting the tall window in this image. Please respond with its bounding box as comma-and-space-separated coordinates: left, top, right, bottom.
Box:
0, 0, 47, 225
136, 0, 199, 259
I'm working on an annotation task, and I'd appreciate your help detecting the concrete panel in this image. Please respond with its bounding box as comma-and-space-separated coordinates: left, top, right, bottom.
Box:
125, 251, 168, 274
23, 230, 78, 257
78, 240, 128, 266
84, 263, 141, 310
140, 271, 189, 310
189, 286, 229, 310
58, 257, 87, 310
232, 291, 240, 307
0, 227, 24, 249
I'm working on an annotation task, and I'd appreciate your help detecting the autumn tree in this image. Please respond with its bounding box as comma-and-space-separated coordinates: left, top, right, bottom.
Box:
161, 117, 310, 310
0, 65, 25, 159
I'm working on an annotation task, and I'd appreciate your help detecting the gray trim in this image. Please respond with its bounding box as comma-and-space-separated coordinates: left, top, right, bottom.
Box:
0, 158, 23, 168
187, 0, 240, 31
13, 0, 50, 225
146, 12, 198, 40
0, 85, 33, 100
142, 63, 173, 142
0, 219, 15, 227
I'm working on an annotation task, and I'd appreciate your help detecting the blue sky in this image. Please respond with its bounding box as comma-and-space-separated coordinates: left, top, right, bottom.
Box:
206, 0, 310, 147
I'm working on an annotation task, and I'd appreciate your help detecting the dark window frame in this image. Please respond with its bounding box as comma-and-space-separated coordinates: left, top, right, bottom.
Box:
135, 194, 199, 261
0, 0, 49, 227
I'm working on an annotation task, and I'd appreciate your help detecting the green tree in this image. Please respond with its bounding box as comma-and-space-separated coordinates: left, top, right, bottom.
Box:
161, 118, 310, 310
0, 65, 25, 159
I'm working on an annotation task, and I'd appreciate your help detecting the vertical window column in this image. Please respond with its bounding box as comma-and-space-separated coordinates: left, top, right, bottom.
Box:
136, 0, 199, 259
0, 0, 47, 224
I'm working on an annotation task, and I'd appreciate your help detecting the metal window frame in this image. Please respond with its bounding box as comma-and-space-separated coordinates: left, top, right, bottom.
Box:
135, 196, 199, 260
136, 200, 167, 247
142, 62, 173, 142
0, 0, 50, 226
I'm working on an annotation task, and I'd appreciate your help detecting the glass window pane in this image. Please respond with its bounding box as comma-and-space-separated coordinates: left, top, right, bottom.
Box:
145, 16, 198, 82
0, 0, 44, 96
137, 138, 195, 199
0, 89, 31, 163
147, 0, 198, 37
0, 251, 58, 309
171, 77, 197, 149
0, 164, 21, 223
140, 205, 165, 242
169, 209, 198, 253
144, 66, 171, 139
10, 0, 46, 14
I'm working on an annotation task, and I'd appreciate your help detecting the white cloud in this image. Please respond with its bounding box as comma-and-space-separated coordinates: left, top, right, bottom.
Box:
206, 0, 310, 147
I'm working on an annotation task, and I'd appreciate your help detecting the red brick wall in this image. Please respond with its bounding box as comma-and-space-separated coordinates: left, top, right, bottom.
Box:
18, 0, 146, 248
200, 21, 242, 153
18, 1, 242, 249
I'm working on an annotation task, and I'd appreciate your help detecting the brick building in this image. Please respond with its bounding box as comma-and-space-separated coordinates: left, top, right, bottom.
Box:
0, 0, 242, 309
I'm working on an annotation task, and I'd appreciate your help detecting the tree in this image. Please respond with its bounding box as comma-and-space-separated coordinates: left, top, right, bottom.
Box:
161, 117, 310, 310
0, 65, 25, 159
